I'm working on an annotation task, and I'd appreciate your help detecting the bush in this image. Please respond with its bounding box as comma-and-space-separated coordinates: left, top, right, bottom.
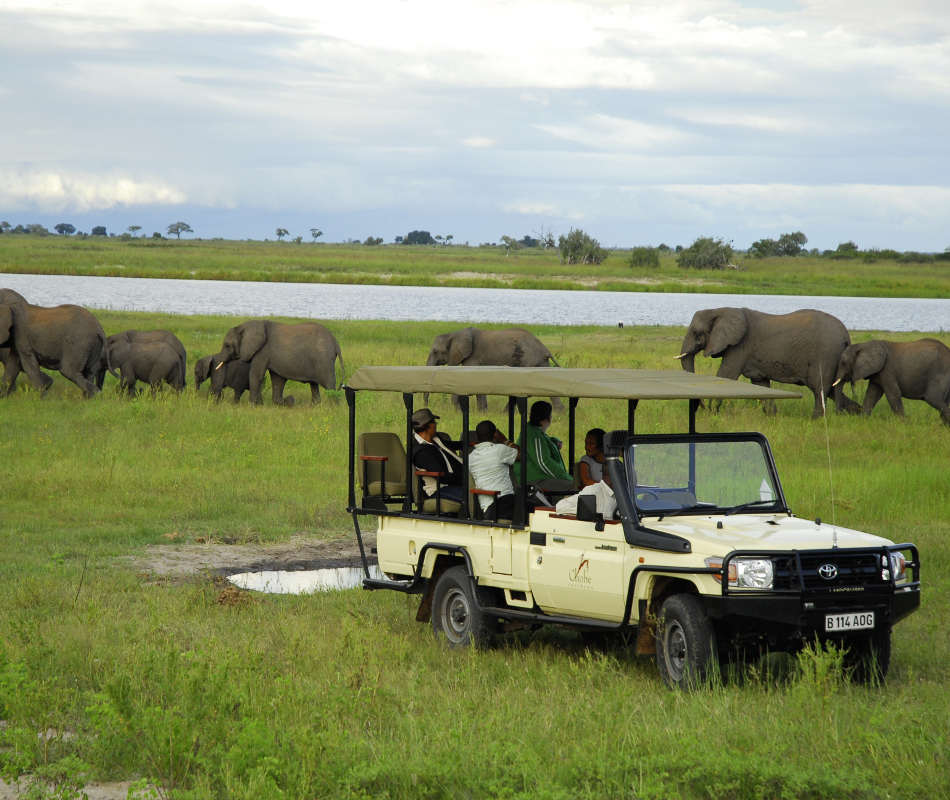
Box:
829, 241, 859, 259
558, 228, 608, 265
677, 236, 734, 270
628, 246, 660, 268
749, 238, 779, 258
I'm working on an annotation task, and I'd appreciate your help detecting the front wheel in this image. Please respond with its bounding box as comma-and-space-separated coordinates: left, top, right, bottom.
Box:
655, 594, 717, 689
844, 627, 891, 684
431, 566, 495, 648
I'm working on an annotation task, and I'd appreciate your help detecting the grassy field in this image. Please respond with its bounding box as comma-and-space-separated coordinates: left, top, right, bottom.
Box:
2, 235, 950, 297
1, 314, 949, 799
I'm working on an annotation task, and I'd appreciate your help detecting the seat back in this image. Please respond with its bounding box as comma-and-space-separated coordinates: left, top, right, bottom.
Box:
357, 432, 408, 502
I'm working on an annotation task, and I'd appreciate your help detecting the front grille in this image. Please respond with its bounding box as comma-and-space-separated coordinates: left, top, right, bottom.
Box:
772, 550, 886, 592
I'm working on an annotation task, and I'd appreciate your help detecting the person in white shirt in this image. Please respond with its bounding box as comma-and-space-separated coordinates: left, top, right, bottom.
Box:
468, 419, 520, 520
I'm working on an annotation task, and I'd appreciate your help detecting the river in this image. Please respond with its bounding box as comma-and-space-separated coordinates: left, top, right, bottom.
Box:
1, 273, 947, 331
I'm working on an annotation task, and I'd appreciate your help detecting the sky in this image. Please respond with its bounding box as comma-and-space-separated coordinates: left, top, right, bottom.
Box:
1, 0, 949, 250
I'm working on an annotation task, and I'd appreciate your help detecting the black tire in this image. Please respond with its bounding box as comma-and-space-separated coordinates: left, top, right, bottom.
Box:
655, 594, 717, 689
843, 627, 891, 684
431, 566, 495, 648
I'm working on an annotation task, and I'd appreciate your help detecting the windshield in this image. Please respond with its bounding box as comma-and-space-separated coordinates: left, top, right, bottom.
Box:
625, 435, 784, 516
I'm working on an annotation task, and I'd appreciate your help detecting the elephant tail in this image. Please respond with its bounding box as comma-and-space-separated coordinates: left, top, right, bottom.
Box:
547, 353, 561, 367
106, 341, 120, 381
335, 349, 345, 389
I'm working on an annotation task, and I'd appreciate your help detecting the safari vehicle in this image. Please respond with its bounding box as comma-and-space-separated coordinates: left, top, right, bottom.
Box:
344, 367, 921, 688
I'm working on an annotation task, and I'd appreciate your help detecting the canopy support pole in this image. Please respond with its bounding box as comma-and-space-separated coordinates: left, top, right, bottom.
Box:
403, 393, 414, 511
568, 397, 579, 475
346, 387, 356, 510
627, 399, 638, 436
460, 395, 470, 519
515, 397, 528, 526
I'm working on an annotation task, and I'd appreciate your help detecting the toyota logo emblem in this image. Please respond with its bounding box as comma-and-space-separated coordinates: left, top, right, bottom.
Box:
818, 563, 838, 581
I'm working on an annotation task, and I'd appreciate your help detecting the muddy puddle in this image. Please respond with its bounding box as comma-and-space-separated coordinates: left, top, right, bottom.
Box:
228, 565, 384, 594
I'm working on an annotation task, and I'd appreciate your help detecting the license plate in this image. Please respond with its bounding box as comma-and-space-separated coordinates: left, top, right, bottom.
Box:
825, 611, 875, 632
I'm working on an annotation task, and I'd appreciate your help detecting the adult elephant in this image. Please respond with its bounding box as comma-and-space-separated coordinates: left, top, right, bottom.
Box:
676, 307, 860, 418
833, 338, 950, 425
0, 288, 27, 383
194, 354, 252, 404
0, 295, 106, 398
110, 340, 184, 396
425, 327, 560, 411
98, 330, 186, 390
213, 320, 343, 405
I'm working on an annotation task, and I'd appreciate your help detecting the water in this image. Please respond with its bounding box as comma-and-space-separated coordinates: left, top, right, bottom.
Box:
228, 564, 384, 594
1, 272, 947, 331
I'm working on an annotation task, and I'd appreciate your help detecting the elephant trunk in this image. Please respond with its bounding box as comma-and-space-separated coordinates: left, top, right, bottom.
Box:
678, 351, 696, 373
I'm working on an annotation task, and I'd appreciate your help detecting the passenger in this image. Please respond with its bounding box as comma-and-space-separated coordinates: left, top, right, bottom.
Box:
578, 427, 606, 486
518, 400, 574, 498
410, 408, 465, 505
468, 420, 519, 520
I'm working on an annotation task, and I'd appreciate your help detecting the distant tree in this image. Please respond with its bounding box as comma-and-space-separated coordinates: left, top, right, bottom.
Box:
293, 235, 303, 244
91, 225, 107, 237
830, 241, 859, 259
363, 236, 383, 246
27, 224, 50, 236
776, 231, 808, 256
276, 227, 289, 241
152, 232, 163, 239
749, 238, 779, 258
677, 236, 734, 270
445, 234, 454, 245
54, 223, 76, 236
558, 228, 607, 265
533, 225, 556, 249
167, 222, 193, 239
435, 234, 444, 245
657, 243, 670, 252
500, 235, 520, 256
404, 230, 435, 245
519, 234, 540, 248
628, 246, 660, 268
0, 221, 10, 234
394, 235, 404, 244
128, 225, 141, 236
310, 228, 323, 241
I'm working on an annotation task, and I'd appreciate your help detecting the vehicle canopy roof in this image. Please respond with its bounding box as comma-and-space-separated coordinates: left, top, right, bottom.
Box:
345, 366, 801, 401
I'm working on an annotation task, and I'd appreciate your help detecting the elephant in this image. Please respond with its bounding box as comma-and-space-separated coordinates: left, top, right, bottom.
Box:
194, 354, 252, 403
109, 340, 184, 396
97, 330, 186, 390
0, 288, 27, 382
0, 295, 106, 398
213, 320, 343, 405
425, 327, 560, 411
677, 307, 861, 418
833, 338, 950, 425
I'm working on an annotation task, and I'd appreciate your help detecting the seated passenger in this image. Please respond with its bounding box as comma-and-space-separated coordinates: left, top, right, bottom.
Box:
411, 408, 465, 505
468, 420, 519, 520
517, 400, 573, 497
578, 427, 606, 487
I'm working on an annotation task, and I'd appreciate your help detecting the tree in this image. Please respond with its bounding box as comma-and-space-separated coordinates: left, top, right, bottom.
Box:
776, 231, 808, 256
275, 227, 289, 241
128, 225, 141, 236
394, 235, 404, 244
91, 225, 107, 237
628, 246, 660, 268
677, 237, 734, 270
519, 234, 540, 248
445, 234, 454, 245
533, 225, 556, 249
54, 223, 76, 236
830, 241, 859, 259
27, 224, 50, 236
557, 228, 608, 265
310, 228, 323, 241
167, 222, 193, 239
0, 221, 10, 234
363, 236, 383, 246
749, 238, 779, 258
500, 235, 520, 256
404, 230, 435, 245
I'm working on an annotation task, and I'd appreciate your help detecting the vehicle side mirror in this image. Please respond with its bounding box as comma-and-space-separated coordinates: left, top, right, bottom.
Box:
577, 495, 605, 531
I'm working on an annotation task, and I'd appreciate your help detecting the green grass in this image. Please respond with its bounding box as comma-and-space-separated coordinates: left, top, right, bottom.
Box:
1, 315, 949, 798
2, 235, 949, 297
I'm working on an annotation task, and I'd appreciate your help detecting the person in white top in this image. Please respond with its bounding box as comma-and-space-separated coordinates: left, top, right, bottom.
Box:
468, 420, 520, 520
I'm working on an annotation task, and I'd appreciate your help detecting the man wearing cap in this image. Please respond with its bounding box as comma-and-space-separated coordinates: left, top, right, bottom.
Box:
411, 408, 466, 504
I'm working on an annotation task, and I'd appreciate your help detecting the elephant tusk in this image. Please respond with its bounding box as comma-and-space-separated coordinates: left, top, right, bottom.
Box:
674, 352, 688, 359
831, 377, 841, 387
214, 361, 224, 370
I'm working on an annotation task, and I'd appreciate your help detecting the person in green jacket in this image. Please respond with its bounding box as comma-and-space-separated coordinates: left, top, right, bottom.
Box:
518, 401, 574, 497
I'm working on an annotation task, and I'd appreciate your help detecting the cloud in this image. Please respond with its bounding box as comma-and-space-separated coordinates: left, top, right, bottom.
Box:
462, 137, 495, 148
0, 170, 187, 212
537, 114, 691, 152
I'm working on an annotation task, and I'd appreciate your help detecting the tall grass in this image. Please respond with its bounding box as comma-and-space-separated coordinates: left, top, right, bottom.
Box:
0, 314, 948, 798
2, 236, 949, 297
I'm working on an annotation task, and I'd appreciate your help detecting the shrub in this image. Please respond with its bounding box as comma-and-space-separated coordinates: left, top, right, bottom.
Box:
558, 228, 608, 265
628, 246, 660, 268
677, 236, 734, 270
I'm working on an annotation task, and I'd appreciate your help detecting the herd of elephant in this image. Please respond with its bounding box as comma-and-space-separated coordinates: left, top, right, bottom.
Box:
2, 287, 949, 424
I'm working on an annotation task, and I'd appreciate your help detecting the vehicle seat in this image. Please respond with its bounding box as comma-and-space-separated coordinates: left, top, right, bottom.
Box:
357, 432, 408, 506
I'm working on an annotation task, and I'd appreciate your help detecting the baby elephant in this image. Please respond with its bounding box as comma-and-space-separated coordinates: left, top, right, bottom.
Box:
834, 338, 950, 425
194, 354, 251, 403
112, 340, 184, 396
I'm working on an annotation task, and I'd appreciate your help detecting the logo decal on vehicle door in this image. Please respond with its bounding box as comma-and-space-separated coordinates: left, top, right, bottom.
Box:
569, 557, 592, 585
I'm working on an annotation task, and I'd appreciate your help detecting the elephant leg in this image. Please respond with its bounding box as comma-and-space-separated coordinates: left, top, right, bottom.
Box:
0, 352, 21, 396
750, 378, 778, 415
550, 396, 565, 413
308, 382, 321, 404
270, 372, 288, 405
59, 363, 98, 398
881, 379, 906, 417
922, 385, 950, 426
233, 388, 245, 404
863, 382, 884, 415
832, 384, 861, 414
247, 360, 268, 405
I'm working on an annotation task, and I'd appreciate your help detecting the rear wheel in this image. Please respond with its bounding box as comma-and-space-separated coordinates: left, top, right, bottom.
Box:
844, 627, 891, 684
431, 566, 495, 648
656, 594, 717, 689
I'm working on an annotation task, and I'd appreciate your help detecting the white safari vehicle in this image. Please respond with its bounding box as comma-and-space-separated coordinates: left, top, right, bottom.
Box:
344, 367, 920, 688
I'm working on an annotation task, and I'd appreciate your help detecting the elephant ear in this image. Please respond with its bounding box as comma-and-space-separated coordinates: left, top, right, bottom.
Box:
238, 321, 267, 361
448, 328, 475, 365
0, 304, 12, 346
706, 308, 747, 357
852, 341, 887, 381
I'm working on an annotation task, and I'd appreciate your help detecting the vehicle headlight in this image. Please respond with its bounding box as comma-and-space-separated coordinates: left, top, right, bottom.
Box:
705, 557, 774, 589
886, 551, 907, 582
